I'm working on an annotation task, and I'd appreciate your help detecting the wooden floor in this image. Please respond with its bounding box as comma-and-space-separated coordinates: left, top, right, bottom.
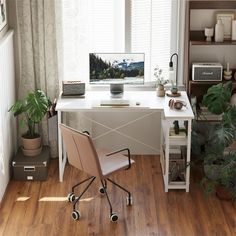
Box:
0, 156, 235, 236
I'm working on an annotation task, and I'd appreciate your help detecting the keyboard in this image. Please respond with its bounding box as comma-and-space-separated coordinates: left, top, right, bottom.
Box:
100, 99, 130, 106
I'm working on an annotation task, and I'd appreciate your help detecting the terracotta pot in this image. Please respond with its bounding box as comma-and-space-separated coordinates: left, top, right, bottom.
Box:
216, 186, 232, 201
21, 145, 42, 157
21, 135, 42, 156
22, 135, 41, 150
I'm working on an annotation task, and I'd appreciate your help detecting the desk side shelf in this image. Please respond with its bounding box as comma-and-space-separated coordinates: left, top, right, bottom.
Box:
160, 118, 191, 192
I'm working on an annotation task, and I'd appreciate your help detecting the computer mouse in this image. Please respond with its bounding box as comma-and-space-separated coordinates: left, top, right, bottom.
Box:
136, 101, 140, 106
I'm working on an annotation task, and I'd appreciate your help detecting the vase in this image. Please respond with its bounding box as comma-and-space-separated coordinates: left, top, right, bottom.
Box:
156, 85, 165, 97
215, 19, 224, 42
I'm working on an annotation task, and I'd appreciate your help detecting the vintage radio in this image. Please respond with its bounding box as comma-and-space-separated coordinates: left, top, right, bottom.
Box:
192, 63, 223, 81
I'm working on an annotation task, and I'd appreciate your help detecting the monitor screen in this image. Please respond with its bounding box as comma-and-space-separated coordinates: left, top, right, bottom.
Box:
89, 53, 144, 84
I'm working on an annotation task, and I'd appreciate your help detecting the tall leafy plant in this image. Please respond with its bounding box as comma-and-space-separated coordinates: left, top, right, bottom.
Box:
9, 89, 49, 138
201, 81, 236, 199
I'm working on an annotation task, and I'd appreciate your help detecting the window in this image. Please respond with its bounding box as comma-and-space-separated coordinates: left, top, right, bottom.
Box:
62, 0, 181, 85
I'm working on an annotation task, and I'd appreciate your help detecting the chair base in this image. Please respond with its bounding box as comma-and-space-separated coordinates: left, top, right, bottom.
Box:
68, 176, 132, 222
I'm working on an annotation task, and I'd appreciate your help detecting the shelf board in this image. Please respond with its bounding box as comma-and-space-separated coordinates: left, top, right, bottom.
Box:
190, 31, 236, 45
189, 1, 236, 9
191, 40, 236, 46
189, 79, 236, 85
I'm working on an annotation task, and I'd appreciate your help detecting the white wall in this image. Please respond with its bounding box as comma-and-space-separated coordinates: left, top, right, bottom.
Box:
0, 30, 16, 202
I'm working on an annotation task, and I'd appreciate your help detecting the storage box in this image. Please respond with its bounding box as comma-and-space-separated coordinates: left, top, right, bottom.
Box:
12, 146, 50, 181
62, 81, 85, 96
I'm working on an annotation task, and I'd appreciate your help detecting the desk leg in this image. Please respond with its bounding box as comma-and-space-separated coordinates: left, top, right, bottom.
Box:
58, 111, 65, 182
186, 119, 192, 192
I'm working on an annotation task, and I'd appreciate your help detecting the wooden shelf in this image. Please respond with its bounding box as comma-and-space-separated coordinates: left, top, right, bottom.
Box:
189, 1, 236, 10
189, 79, 236, 85
191, 40, 236, 46
190, 31, 236, 45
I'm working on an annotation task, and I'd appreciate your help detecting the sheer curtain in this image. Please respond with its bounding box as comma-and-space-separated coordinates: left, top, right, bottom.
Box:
15, 0, 62, 157
62, 0, 182, 85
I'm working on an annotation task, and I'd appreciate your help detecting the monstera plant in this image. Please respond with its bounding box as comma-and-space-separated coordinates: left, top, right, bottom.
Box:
9, 89, 49, 156
201, 81, 236, 200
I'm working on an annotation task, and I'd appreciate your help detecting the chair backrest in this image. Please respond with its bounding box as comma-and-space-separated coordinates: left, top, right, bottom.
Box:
59, 124, 102, 178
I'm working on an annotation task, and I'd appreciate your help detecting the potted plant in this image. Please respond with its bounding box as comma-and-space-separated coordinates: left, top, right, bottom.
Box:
9, 89, 49, 156
154, 66, 168, 97
170, 80, 178, 95
200, 81, 236, 200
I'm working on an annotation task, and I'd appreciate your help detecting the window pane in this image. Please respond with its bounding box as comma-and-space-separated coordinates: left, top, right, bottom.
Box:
131, 0, 172, 82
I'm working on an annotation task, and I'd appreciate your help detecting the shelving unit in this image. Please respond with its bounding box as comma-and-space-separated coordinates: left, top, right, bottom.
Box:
160, 119, 190, 192
186, 1, 236, 101
160, 92, 194, 192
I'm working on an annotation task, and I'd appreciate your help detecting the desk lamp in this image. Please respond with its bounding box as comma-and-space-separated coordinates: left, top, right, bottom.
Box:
169, 53, 178, 94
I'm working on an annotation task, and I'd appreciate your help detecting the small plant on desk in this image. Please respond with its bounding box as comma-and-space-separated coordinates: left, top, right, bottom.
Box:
154, 66, 168, 97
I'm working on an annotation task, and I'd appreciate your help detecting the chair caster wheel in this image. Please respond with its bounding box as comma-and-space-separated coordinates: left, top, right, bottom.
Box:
71, 210, 81, 220
67, 192, 76, 202
99, 186, 106, 195
110, 213, 118, 222
126, 196, 133, 206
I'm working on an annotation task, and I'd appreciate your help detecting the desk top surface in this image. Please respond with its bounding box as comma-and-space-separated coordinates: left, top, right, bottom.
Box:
56, 91, 194, 119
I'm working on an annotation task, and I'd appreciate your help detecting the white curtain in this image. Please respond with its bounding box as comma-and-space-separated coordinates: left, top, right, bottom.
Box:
15, 0, 63, 156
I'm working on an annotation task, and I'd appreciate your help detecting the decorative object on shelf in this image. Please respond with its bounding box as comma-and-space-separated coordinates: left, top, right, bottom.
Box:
215, 19, 224, 42
216, 12, 235, 39
154, 65, 168, 97
8, 89, 50, 157
232, 20, 236, 40
0, 0, 7, 32
168, 99, 187, 110
204, 27, 214, 42
223, 62, 232, 80
169, 53, 179, 95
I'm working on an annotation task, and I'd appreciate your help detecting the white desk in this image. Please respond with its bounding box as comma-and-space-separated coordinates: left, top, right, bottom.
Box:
56, 91, 194, 192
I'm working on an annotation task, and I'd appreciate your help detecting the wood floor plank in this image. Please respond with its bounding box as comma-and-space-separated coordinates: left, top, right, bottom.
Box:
0, 155, 235, 236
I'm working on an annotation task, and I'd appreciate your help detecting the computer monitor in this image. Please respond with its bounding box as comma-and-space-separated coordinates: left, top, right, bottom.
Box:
89, 53, 144, 97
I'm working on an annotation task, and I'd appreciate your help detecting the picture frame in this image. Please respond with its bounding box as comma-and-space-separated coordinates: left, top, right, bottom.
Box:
216, 12, 235, 39
0, 0, 7, 32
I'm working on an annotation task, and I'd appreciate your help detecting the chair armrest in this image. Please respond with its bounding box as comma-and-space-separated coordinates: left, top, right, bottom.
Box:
106, 148, 131, 169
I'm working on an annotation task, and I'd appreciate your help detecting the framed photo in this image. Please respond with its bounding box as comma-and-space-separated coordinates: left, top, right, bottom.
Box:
0, 0, 7, 32
216, 12, 235, 39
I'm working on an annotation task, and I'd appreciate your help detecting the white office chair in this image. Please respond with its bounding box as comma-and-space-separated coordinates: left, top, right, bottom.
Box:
59, 124, 134, 222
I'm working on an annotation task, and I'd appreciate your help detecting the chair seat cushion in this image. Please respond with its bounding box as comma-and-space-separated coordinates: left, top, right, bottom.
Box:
97, 149, 134, 177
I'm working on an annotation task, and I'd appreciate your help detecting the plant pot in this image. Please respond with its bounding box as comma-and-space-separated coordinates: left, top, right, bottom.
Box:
21, 145, 42, 157
204, 164, 221, 181
156, 85, 165, 97
21, 135, 42, 156
171, 87, 178, 94
216, 185, 232, 201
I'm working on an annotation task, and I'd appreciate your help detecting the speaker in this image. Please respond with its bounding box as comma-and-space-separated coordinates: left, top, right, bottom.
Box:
62, 81, 85, 96
110, 84, 124, 98
192, 63, 223, 81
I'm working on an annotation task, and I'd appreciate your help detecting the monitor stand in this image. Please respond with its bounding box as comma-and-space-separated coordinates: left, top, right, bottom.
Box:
110, 84, 124, 98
